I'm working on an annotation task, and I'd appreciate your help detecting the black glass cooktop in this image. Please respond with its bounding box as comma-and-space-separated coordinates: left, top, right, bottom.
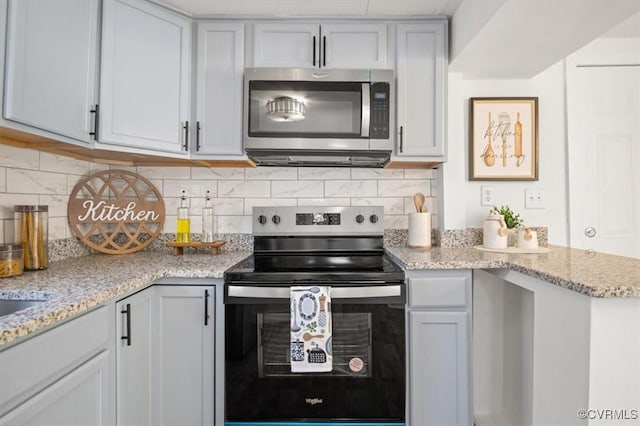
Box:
224, 253, 405, 284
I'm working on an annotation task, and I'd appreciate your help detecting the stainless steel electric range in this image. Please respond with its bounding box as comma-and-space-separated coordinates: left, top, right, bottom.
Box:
224, 206, 406, 426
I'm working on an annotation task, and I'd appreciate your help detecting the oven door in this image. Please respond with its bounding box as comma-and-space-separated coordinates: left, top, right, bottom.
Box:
224, 283, 406, 425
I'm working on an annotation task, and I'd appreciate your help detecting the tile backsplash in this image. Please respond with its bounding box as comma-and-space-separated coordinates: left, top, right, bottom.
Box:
0, 144, 439, 243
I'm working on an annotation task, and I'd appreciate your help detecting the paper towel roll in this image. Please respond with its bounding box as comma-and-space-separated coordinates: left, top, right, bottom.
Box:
408, 212, 431, 249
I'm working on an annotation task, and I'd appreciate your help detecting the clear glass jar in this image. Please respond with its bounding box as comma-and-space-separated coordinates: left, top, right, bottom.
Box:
14, 205, 48, 270
0, 243, 24, 278
202, 207, 215, 243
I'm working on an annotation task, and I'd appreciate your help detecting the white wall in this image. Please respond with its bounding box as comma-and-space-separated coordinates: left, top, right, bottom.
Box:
443, 60, 570, 245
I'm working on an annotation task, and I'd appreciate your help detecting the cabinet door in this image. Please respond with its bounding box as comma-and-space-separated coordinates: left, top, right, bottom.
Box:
195, 22, 245, 156
395, 22, 447, 158
322, 23, 387, 69
153, 286, 215, 426
409, 311, 470, 426
116, 288, 154, 426
3, 0, 99, 144
253, 23, 319, 68
99, 0, 191, 154
0, 351, 110, 426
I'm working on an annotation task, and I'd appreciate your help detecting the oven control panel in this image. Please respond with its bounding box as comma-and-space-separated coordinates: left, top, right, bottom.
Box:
253, 206, 384, 236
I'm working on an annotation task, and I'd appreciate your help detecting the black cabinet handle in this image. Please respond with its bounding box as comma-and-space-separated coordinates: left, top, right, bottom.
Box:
121, 303, 131, 346
89, 105, 99, 141
312, 36, 316, 66
204, 289, 210, 326
399, 126, 404, 153
322, 35, 326, 67
196, 121, 201, 152
183, 121, 189, 151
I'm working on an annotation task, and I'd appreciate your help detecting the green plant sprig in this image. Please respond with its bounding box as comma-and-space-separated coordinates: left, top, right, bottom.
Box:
490, 205, 523, 229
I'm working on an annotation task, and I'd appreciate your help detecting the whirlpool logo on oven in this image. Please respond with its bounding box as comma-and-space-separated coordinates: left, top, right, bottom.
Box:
305, 398, 323, 405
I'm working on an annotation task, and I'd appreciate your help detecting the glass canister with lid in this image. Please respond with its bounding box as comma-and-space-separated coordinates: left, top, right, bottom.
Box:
0, 243, 24, 278
14, 205, 49, 270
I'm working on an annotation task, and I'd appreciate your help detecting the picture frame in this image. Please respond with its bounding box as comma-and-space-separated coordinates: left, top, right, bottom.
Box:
469, 97, 539, 180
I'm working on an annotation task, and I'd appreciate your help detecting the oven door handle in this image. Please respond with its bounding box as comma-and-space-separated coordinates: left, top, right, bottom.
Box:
225, 284, 404, 304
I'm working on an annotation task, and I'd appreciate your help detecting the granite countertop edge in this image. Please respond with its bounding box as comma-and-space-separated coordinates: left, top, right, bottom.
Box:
1, 245, 639, 347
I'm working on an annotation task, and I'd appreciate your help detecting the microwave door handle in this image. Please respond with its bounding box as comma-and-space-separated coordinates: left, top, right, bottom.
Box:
226, 285, 402, 301
361, 83, 370, 137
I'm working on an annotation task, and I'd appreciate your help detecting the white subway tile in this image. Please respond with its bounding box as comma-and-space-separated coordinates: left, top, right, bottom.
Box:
0, 219, 5, 243
378, 180, 430, 197
431, 214, 439, 230
246, 167, 297, 180
244, 198, 297, 215
325, 180, 376, 197
164, 215, 177, 233
163, 179, 217, 199
191, 167, 245, 180
49, 217, 68, 239
297, 198, 350, 207
298, 168, 350, 180
208, 198, 244, 215
0, 167, 6, 192
7, 169, 67, 195
88, 162, 111, 174
384, 215, 408, 229
39, 152, 90, 176
430, 178, 440, 197
351, 197, 404, 214
218, 181, 270, 197
403, 168, 435, 179
39, 195, 69, 218
0, 194, 39, 219
137, 167, 191, 180
272, 181, 323, 198
404, 197, 436, 214
2, 219, 15, 242
217, 215, 252, 233
0, 145, 39, 169
148, 179, 163, 195
350, 169, 403, 179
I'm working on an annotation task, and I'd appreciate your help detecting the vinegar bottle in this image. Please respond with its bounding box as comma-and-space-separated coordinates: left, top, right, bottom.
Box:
202, 190, 215, 243
176, 191, 191, 243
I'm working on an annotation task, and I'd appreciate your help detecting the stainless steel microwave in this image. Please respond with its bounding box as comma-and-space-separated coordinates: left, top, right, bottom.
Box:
243, 68, 394, 167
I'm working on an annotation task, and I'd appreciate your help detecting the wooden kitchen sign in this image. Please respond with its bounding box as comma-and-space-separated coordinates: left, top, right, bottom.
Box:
68, 170, 165, 254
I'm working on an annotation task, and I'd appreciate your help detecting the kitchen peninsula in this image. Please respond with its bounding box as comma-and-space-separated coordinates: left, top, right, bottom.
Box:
1, 244, 638, 425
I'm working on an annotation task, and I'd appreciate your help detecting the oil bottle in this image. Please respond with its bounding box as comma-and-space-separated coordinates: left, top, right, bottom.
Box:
176, 191, 191, 243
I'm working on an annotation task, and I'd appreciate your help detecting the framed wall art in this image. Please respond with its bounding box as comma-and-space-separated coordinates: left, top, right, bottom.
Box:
469, 97, 539, 180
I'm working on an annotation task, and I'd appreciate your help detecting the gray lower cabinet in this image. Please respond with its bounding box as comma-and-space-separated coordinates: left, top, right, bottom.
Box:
0, 306, 114, 425
407, 270, 472, 426
116, 284, 215, 426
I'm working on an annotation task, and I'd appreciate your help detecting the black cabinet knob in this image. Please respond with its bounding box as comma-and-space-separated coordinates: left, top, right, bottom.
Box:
272, 215, 281, 224
356, 214, 365, 224
258, 215, 267, 225
369, 214, 379, 224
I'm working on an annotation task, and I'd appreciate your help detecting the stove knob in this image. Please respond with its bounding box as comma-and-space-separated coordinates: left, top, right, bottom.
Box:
272, 215, 281, 224
369, 214, 379, 224
258, 215, 267, 225
356, 214, 365, 224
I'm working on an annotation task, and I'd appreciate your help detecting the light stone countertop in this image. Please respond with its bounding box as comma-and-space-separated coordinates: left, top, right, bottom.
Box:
386, 245, 640, 298
1, 245, 639, 348
0, 251, 251, 347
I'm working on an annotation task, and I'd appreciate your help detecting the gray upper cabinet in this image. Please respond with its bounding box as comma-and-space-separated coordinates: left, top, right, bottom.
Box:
252, 22, 388, 69
3, 0, 100, 145
98, 0, 191, 155
194, 22, 245, 157
394, 21, 447, 160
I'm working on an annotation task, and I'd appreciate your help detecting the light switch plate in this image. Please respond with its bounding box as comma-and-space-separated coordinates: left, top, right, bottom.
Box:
525, 188, 545, 209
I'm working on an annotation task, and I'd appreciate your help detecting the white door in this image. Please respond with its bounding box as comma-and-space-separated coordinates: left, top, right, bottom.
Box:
99, 0, 191, 155
322, 23, 387, 69
116, 288, 154, 426
153, 286, 215, 426
195, 22, 245, 156
3, 0, 99, 144
567, 65, 640, 258
252, 23, 319, 68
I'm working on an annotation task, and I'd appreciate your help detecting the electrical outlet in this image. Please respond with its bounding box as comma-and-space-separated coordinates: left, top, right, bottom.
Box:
481, 186, 495, 206
524, 189, 545, 209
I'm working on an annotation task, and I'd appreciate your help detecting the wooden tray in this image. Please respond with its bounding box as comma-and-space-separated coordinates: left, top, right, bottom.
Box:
474, 245, 551, 254
166, 240, 226, 255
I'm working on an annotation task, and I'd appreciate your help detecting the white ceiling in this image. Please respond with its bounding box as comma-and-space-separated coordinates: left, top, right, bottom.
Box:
152, 0, 463, 17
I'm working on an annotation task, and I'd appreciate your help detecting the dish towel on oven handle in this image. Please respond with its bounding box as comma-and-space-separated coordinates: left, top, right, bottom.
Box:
290, 285, 332, 373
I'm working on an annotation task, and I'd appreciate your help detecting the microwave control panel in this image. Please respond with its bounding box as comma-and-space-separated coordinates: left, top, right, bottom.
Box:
370, 82, 390, 139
